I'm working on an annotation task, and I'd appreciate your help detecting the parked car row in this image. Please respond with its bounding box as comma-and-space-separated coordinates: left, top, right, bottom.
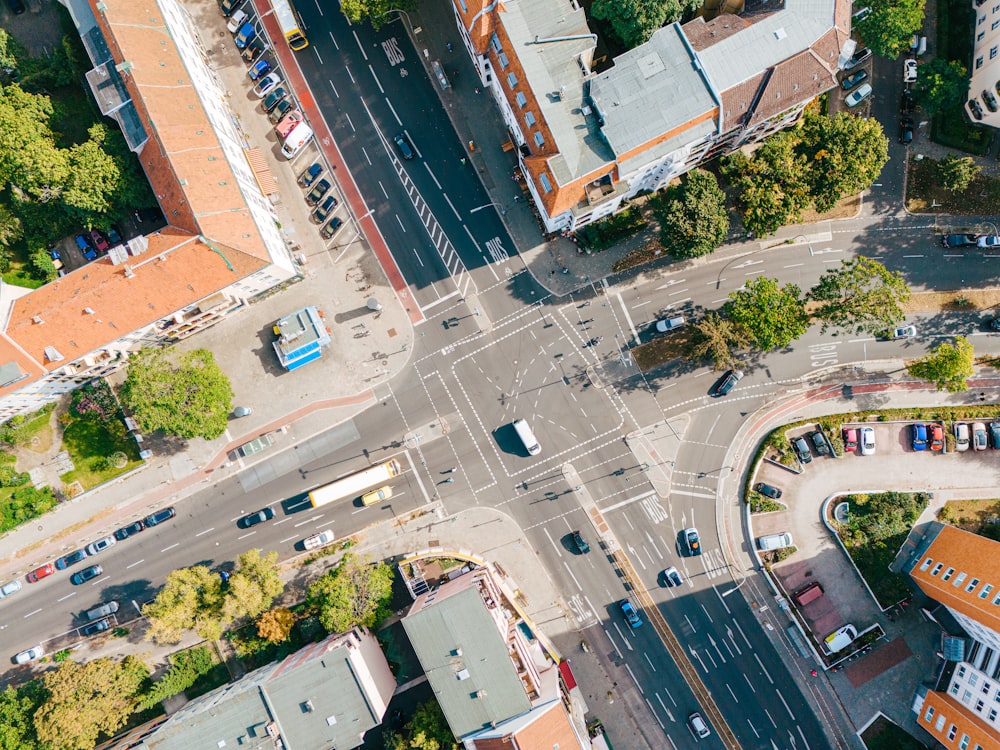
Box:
940, 233, 1000, 249
297, 162, 344, 239
791, 428, 831, 464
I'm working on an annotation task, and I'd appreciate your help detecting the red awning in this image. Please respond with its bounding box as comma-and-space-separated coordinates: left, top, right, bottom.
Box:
558, 660, 577, 690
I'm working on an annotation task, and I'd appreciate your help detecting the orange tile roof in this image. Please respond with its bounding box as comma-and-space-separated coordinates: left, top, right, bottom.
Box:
469, 701, 584, 750
7, 229, 266, 369
912, 525, 1000, 634
917, 690, 1000, 750
0, 333, 48, 398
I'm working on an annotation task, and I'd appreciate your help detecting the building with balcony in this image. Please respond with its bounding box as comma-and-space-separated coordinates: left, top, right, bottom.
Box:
0, 0, 300, 424
906, 523, 1000, 750
451, 0, 853, 233
970, 0, 1000, 126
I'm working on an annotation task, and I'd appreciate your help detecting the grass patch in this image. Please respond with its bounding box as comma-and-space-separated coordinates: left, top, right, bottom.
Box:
938, 498, 1000, 535
906, 156, 1000, 214
0, 403, 55, 451
576, 206, 647, 252
632, 328, 698, 372
747, 491, 786, 514
59, 417, 142, 491
860, 714, 927, 750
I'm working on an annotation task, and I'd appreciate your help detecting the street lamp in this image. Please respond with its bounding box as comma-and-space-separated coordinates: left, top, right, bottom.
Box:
383, 8, 417, 32
470, 202, 506, 216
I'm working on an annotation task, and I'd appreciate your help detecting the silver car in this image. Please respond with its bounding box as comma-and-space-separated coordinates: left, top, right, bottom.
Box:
14, 645, 43, 664
85, 535, 116, 556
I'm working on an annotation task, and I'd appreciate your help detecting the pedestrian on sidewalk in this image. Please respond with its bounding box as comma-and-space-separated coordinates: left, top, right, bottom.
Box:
460, 158, 467, 165
447, 42, 453, 52
474, 87, 480, 94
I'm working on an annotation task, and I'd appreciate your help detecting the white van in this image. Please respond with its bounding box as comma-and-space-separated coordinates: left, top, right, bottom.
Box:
757, 532, 794, 551
823, 624, 858, 654
512, 418, 541, 456
281, 123, 313, 160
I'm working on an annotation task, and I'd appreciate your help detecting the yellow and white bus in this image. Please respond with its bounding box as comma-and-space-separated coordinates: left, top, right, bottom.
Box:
273, 0, 308, 51
308, 459, 402, 508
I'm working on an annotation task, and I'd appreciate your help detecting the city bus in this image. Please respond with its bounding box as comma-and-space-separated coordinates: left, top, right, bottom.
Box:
308, 459, 402, 508
273, 0, 308, 51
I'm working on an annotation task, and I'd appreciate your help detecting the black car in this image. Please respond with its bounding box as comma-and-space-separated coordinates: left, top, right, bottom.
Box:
5, 0, 26, 14
298, 162, 323, 188
312, 195, 338, 223
899, 90, 916, 115
845, 46, 871, 70
268, 98, 293, 125
754, 482, 783, 499
570, 530, 590, 554
55, 549, 89, 570
261, 87, 288, 113
840, 70, 868, 91
81, 618, 110, 636
712, 369, 744, 397
70, 565, 103, 586
969, 99, 985, 121
393, 133, 414, 160
220, 0, 242, 15
792, 436, 813, 464
239, 507, 275, 528
113, 520, 145, 541
320, 217, 343, 239
898, 118, 914, 144
988, 318, 1000, 332
809, 430, 830, 456
306, 179, 331, 206
941, 234, 978, 248
144, 507, 176, 527
991, 422, 1000, 449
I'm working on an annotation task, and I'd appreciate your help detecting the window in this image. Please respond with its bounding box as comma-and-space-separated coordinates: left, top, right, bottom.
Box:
964, 689, 974, 703
935, 715, 946, 731
992, 46, 999, 59
976, 699, 985, 711
539, 174, 552, 193
990, 708, 998, 721
498, 52, 509, 69
490, 33, 502, 54
920, 557, 933, 571
506, 72, 518, 88
980, 13, 987, 24
524, 111, 535, 126
924, 706, 936, 721
948, 725, 957, 741
533, 131, 545, 147
968, 578, 981, 592
984, 682, 992, 694
993, 591, 1000, 605
951, 682, 961, 695
980, 30, 988, 40
981, 584, 993, 599
944, 568, 956, 582
960, 736, 970, 750
960, 666, 968, 678
994, 3, 1000, 11
977, 56, 985, 69
515, 91, 527, 108
955, 572, 968, 587
932, 563, 944, 576
993, 19, 1000, 29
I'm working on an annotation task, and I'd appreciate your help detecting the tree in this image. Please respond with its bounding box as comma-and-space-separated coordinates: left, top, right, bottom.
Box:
808, 257, 911, 336
724, 277, 809, 351
143, 566, 225, 644
654, 169, 729, 258
914, 58, 968, 114
28, 247, 56, 282
119, 348, 234, 440
137, 646, 215, 711
722, 133, 810, 237
939, 155, 980, 193
799, 112, 889, 213
34, 656, 148, 750
385, 700, 458, 750
340, 0, 414, 30
853, 0, 925, 59
0, 683, 43, 750
257, 607, 296, 643
0, 29, 22, 79
591, 0, 700, 48
306, 553, 395, 634
220, 548, 284, 624
907, 337, 975, 392
689, 311, 750, 370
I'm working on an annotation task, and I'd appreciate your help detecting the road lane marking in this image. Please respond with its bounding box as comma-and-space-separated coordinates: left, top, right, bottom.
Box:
604, 628, 624, 660
625, 662, 643, 693
56, 594, 75, 602
367, 64, 384, 94
562, 561, 583, 592
352, 30, 368, 60
237, 532, 257, 541
195, 528, 215, 537
764, 708, 777, 728
613, 622, 633, 651
601, 490, 656, 513
754, 653, 774, 683
645, 699, 665, 727
126, 559, 145, 570
644, 652, 657, 671
280, 534, 299, 544
161, 543, 179, 553
92, 576, 110, 586
24, 608, 43, 618
743, 673, 756, 693
616, 291, 640, 344
776, 689, 795, 720
727, 683, 739, 703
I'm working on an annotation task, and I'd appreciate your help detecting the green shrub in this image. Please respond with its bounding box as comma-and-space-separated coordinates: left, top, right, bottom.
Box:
576, 206, 647, 252
136, 646, 216, 711
70, 379, 120, 422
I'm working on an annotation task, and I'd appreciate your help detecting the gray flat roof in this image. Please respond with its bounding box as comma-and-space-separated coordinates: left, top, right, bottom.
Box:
589, 24, 717, 159
403, 586, 530, 738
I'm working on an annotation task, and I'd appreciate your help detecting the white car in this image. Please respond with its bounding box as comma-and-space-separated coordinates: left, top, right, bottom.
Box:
954, 422, 970, 451
0, 579, 22, 598
893, 325, 917, 339
973, 422, 989, 451
845, 83, 873, 108
14, 645, 44, 664
85, 535, 116, 556
977, 235, 1000, 248
303, 529, 335, 550
226, 8, 248, 33
253, 72, 282, 98
903, 59, 918, 83
861, 426, 876, 456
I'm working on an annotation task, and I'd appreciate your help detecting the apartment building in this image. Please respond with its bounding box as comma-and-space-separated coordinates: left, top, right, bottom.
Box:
0, 0, 300, 423
907, 523, 1000, 750
451, 0, 852, 233
970, 0, 1000, 126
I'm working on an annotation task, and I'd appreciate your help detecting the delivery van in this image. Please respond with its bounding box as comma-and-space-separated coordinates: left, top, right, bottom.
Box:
512, 418, 541, 456
281, 123, 313, 159
823, 624, 858, 654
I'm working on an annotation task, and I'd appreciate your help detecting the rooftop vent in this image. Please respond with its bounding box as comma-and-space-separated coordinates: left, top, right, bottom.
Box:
452, 648, 463, 657
84, 308, 95, 314
773, 27, 787, 40
31, 316, 43, 324
303, 700, 314, 713
43, 346, 64, 362
326, 715, 337, 726
457, 669, 471, 680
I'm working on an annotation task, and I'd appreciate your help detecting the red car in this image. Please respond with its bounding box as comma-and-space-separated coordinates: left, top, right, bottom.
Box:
88, 229, 109, 253
27, 563, 55, 583
929, 424, 945, 452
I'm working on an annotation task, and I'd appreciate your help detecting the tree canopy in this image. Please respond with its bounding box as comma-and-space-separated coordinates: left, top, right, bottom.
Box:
591, 0, 701, 48
340, 0, 415, 30
258, 607, 296, 643
724, 277, 809, 351
907, 337, 975, 392
689, 311, 750, 370
0, 682, 43, 750
385, 700, 458, 750
119, 348, 234, 440
853, 0, 926, 59
306, 553, 395, 633
653, 169, 730, 259
798, 113, 889, 213
939, 155, 981, 193
913, 57, 967, 114
808, 256, 911, 336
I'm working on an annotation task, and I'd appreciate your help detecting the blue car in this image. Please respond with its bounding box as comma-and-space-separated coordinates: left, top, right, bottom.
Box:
911, 422, 928, 451
55, 549, 89, 570
247, 59, 271, 81
619, 599, 643, 629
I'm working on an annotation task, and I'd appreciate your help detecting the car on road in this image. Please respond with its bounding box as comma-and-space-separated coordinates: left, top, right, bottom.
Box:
303, 529, 335, 550
843, 428, 858, 451
144, 506, 176, 527
903, 58, 918, 83
861, 426, 876, 456
70, 565, 103, 585
0, 579, 22, 598
261, 87, 288, 113
941, 234, 978, 248
81, 619, 111, 636
929, 424, 945, 451
977, 235, 1000, 248
114, 521, 142, 541
792, 436, 813, 464
55, 549, 89, 570
298, 162, 323, 187
619, 599, 643, 628
844, 46, 871, 70
14, 645, 44, 664
809, 430, 830, 456
247, 59, 271, 81
570, 530, 590, 554
900, 89, 916, 115
840, 70, 868, 90
911, 422, 928, 451
85, 535, 116, 556
85, 601, 119, 621
974, 421, 989, 451
683, 527, 702, 556
27, 563, 55, 583
253, 72, 281, 98
361, 485, 393, 506
305, 178, 331, 206
662, 566, 683, 587
239, 507, 274, 528
754, 482, 782, 499
268, 98, 293, 125
893, 325, 917, 339
654, 315, 685, 333
898, 117, 914, 144
845, 83, 872, 108
688, 712, 711, 738
5, 0, 26, 14
711, 369, 744, 397
320, 217, 343, 239
232, 405, 253, 418
991, 421, 1000, 450
393, 133, 414, 160
226, 8, 248, 33
312, 195, 339, 224
954, 422, 970, 451
987, 318, 1000, 332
